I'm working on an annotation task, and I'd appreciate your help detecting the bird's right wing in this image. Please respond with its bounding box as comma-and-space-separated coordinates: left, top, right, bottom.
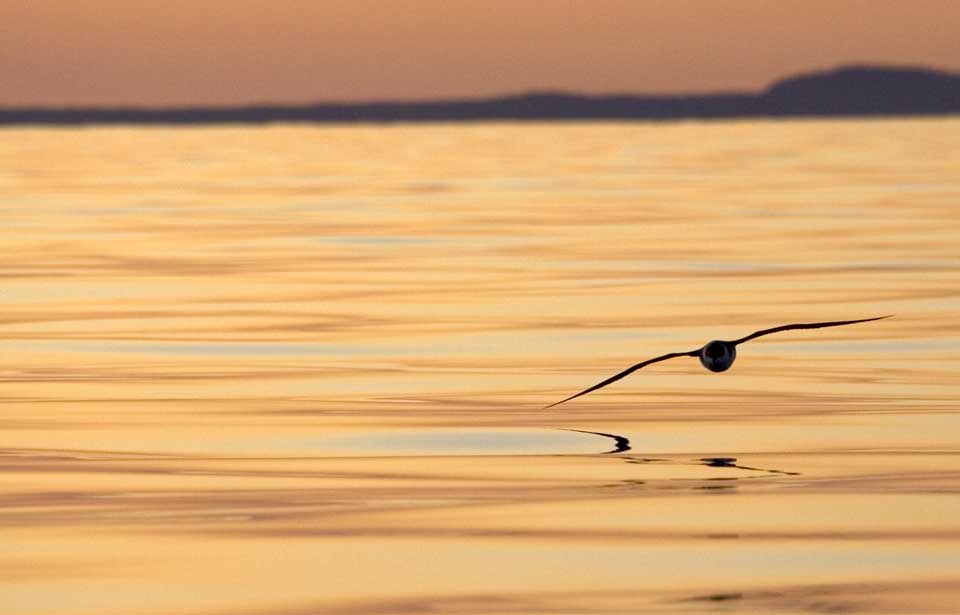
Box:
545, 350, 699, 409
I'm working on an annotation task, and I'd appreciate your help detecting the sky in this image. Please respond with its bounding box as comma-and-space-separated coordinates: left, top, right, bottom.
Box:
2, 0, 958, 106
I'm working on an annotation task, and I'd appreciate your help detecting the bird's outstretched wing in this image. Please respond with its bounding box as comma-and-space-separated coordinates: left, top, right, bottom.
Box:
732, 315, 893, 346
545, 350, 698, 409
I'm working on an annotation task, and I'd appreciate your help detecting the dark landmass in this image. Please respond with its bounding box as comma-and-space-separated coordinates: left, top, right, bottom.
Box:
2, 65, 958, 126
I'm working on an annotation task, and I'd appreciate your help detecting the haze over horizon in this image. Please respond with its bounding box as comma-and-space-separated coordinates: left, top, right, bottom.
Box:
3, 1, 959, 107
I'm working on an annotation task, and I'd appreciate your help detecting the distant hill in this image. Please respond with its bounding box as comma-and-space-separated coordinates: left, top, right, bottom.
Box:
760, 65, 960, 115
1, 65, 958, 125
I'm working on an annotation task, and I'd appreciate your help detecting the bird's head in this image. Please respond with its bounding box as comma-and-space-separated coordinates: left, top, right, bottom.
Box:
699, 340, 736, 372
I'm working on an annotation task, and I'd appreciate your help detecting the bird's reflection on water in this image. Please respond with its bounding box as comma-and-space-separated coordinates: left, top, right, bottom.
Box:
561, 428, 632, 453
566, 428, 800, 478
699, 457, 801, 476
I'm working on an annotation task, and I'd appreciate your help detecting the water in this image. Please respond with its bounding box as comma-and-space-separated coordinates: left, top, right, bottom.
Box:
2, 119, 959, 614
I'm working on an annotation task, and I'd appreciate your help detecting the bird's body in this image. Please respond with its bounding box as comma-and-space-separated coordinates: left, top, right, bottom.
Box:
699, 340, 736, 372
546, 315, 891, 409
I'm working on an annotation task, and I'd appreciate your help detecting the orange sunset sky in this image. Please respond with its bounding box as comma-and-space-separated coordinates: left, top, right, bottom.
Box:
3, 0, 958, 106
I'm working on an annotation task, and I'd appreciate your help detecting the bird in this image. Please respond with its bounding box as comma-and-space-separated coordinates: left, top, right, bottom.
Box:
545, 315, 892, 409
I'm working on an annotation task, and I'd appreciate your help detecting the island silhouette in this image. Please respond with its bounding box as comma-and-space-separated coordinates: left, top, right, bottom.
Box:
1, 65, 957, 125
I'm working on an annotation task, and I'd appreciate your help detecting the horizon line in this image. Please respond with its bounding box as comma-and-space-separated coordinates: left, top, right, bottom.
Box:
1, 62, 956, 112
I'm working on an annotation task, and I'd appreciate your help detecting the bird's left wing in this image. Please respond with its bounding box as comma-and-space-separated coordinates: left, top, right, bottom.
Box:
732, 315, 892, 345
545, 350, 698, 409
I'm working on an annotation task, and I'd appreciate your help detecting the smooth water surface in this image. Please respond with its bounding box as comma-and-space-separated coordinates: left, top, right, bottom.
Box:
2, 119, 960, 614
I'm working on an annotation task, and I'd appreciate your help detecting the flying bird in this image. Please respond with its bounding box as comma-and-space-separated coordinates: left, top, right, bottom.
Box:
545, 315, 892, 409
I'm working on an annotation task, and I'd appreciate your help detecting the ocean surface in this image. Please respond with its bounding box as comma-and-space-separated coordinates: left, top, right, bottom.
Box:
2, 119, 959, 614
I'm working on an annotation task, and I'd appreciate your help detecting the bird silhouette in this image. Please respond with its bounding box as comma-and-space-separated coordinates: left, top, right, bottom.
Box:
545, 315, 892, 409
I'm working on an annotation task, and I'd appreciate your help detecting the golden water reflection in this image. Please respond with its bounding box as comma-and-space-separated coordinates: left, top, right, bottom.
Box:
2, 120, 960, 614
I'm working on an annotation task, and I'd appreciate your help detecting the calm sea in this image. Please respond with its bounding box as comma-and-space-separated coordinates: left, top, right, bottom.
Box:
2, 119, 960, 613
